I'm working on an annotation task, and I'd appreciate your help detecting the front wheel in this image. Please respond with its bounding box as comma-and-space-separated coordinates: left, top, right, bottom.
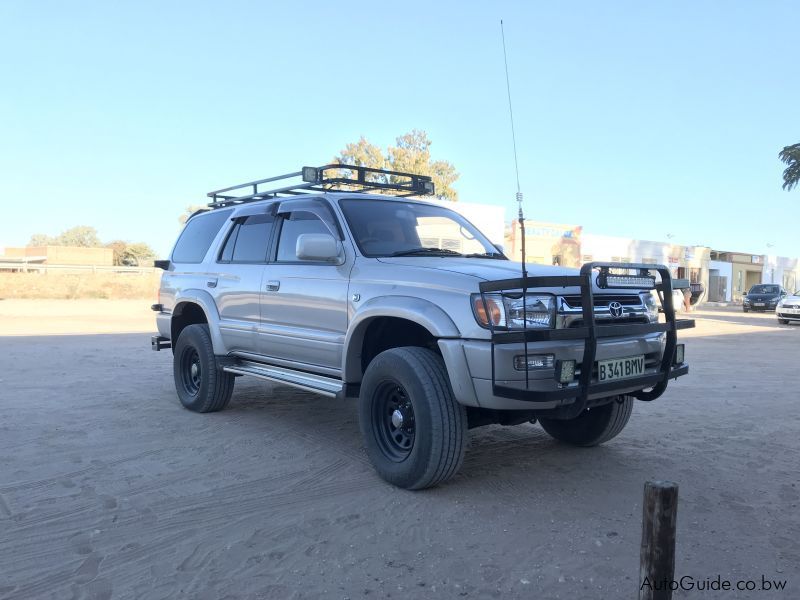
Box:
173, 324, 234, 413
538, 395, 633, 447
359, 347, 467, 490
778, 318, 789, 325
743, 307, 749, 313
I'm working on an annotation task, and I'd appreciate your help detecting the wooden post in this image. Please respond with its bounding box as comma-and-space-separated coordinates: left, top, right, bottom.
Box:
639, 480, 678, 600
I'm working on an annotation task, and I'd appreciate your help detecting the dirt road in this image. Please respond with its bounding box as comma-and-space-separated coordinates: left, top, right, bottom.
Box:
0, 302, 797, 599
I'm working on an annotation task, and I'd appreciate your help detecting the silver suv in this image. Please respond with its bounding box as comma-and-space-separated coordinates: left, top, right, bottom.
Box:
152, 164, 693, 489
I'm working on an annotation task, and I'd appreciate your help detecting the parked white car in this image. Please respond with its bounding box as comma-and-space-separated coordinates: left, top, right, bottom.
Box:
776, 292, 800, 324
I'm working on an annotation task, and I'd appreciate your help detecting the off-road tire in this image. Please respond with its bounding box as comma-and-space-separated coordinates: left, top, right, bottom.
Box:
173, 324, 234, 413
359, 347, 467, 490
538, 395, 633, 447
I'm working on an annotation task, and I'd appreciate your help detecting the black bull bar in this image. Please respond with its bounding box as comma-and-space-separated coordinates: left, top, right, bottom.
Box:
478, 262, 695, 417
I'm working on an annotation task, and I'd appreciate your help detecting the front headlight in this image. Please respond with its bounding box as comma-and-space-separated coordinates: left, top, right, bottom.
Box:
471, 293, 555, 329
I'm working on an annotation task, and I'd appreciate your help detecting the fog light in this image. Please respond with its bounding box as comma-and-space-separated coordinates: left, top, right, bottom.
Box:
598, 271, 656, 289
514, 354, 554, 371
674, 344, 685, 365
555, 359, 576, 384
301, 166, 318, 182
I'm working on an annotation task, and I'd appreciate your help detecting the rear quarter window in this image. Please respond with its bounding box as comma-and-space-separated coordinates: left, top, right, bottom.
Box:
171, 209, 233, 263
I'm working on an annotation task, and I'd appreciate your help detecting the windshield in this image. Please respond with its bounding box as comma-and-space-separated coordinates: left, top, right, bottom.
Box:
749, 285, 780, 294
339, 198, 504, 259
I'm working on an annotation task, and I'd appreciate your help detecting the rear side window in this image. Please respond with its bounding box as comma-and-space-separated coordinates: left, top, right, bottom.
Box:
172, 209, 232, 263
218, 213, 274, 263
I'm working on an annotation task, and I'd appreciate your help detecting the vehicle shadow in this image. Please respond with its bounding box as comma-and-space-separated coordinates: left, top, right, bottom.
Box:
1, 331, 685, 494
225, 376, 645, 492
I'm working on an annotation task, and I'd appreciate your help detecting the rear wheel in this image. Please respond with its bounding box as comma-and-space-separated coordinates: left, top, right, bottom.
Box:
359, 347, 467, 490
173, 324, 234, 413
538, 395, 633, 447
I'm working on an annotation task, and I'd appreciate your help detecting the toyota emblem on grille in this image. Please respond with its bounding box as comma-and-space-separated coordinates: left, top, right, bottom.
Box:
608, 301, 624, 318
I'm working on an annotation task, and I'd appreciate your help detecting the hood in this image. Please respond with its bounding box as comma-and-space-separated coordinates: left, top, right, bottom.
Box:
376, 257, 577, 281
373, 257, 651, 296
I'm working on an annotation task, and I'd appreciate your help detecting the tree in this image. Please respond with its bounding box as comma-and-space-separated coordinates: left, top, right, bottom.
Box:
179, 205, 207, 225
105, 240, 129, 265
123, 242, 157, 266
28, 233, 53, 246
105, 240, 157, 266
27, 225, 101, 247
58, 225, 102, 247
332, 130, 459, 200
780, 143, 800, 191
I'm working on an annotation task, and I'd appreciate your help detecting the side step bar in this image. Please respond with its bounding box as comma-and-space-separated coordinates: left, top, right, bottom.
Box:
223, 361, 343, 398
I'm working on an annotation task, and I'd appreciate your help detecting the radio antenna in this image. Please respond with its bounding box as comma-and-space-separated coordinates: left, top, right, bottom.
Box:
500, 19, 527, 277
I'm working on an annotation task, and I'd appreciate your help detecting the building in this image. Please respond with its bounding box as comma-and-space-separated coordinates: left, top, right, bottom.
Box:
708, 259, 733, 302
505, 220, 711, 303
709, 251, 767, 302
505, 220, 583, 267
766, 255, 799, 292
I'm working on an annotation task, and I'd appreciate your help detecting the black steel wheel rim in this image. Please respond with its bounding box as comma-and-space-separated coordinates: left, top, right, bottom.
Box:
372, 380, 415, 462
180, 347, 202, 396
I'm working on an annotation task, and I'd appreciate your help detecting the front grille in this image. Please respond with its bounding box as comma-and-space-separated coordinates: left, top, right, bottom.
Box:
561, 295, 643, 309
557, 294, 649, 329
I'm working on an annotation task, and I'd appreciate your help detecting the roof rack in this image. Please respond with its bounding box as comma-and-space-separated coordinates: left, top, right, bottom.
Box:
206, 163, 435, 208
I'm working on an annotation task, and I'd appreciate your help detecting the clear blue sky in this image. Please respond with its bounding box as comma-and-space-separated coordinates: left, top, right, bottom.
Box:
1, 1, 797, 258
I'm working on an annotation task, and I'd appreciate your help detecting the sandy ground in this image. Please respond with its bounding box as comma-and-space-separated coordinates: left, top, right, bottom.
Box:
0, 301, 798, 599
0, 300, 154, 336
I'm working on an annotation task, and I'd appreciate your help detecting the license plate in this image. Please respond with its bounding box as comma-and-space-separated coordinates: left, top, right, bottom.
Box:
598, 355, 645, 382
785, 309, 800, 314
754, 303, 765, 307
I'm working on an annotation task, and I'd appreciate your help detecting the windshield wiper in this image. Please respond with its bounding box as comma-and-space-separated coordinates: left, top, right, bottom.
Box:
463, 252, 505, 260
389, 247, 463, 257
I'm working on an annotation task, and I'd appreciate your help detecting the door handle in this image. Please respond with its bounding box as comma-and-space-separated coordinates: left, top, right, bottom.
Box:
266, 280, 280, 291
206, 279, 218, 288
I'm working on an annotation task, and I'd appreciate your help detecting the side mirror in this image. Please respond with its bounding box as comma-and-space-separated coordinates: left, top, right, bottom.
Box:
296, 233, 341, 262
154, 260, 171, 270
493, 243, 505, 255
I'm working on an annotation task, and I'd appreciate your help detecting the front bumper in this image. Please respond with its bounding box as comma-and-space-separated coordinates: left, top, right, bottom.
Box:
468, 262, 694, 416
746, 303, 778, 311
440, 334, 687, 411
777, 308, 800, 321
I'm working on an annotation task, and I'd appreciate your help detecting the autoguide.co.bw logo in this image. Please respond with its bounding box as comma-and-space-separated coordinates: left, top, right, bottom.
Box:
640, 574, 787, 593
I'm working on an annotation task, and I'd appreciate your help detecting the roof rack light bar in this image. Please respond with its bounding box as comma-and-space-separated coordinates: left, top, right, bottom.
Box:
206, 163, 435, 208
